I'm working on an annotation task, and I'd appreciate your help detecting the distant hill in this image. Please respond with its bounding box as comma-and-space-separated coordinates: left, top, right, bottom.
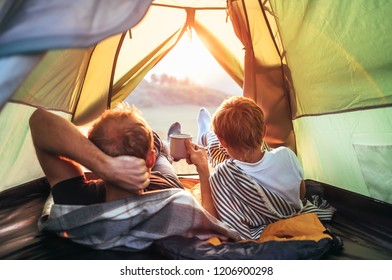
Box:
124, 74, 232, 108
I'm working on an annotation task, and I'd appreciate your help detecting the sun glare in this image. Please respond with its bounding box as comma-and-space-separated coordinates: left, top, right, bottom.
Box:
148, 31, 241, 96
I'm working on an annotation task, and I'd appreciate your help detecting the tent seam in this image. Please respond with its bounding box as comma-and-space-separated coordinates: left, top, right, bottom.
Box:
293, 104, 392, 120
7, 100, 73, 115
107, 31, 127, 109
70, 46, 97, 122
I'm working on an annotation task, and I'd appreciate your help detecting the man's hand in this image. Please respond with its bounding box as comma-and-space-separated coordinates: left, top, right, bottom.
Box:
99, 156, 150, 194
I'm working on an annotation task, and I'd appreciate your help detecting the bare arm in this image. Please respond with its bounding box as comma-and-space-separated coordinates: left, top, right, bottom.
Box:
29, 108, 149, 192
185, 140, 219, 218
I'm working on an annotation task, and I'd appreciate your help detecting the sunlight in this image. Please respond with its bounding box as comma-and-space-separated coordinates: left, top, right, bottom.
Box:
148, 31, 242, 96
149, 32, 205, 79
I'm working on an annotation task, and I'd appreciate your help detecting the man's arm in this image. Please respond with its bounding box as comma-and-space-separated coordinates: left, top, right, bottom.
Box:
185, 140, 219, 218
29, 108, 149, 192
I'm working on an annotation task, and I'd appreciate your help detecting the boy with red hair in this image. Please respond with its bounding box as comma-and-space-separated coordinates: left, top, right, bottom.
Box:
186, 96, 333, 239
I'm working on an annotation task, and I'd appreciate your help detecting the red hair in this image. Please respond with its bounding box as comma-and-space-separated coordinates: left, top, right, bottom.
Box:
212, 96, 265, 152
88, 107, 153, 160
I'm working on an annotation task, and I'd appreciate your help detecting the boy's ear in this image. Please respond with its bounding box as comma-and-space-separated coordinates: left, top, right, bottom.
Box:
146, 149, 156, 168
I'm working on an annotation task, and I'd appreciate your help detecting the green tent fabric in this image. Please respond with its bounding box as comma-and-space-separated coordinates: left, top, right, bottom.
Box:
0, 0, 391, 260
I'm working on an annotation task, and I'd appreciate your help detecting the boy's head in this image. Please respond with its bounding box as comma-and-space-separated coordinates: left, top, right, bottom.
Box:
212, 96, 265, 152
88, 106, 154, 163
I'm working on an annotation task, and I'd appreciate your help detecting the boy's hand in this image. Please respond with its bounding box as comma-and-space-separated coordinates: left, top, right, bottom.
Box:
185, 140, 209, 173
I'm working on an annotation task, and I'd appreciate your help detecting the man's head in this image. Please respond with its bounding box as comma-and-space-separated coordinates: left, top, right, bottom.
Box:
212, 96, 266, 153
88, 106, 155, 168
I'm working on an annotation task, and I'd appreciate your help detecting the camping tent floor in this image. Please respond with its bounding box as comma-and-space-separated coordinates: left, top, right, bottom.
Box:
0, 177, 391, 260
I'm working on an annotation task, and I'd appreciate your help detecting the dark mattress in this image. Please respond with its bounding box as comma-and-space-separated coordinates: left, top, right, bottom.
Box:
0, 178, 391, 260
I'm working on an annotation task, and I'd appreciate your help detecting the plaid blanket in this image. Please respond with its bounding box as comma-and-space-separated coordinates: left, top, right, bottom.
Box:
38, 189, 241, 251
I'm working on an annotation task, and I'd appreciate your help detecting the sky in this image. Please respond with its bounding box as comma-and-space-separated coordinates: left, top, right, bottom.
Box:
147, 32, 242, 96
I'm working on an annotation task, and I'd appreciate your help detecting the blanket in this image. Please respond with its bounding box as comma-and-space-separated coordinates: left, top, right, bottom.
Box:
38, 189, 240, 251
156, 213, 342, 260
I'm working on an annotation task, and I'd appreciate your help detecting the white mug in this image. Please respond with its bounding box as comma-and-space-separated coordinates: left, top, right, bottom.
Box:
170, 134, 192, 160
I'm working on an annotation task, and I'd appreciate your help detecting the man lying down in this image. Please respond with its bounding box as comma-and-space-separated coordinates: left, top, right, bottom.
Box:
29, 105, 240, 251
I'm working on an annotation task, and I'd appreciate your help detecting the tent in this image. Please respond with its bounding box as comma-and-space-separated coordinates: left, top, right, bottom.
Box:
0, 0, 391, 259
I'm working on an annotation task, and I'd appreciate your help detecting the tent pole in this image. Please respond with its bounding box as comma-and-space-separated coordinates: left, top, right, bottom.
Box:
258, 0, 293, 117
258, 0, 282, 59
107, 31, 128, 109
